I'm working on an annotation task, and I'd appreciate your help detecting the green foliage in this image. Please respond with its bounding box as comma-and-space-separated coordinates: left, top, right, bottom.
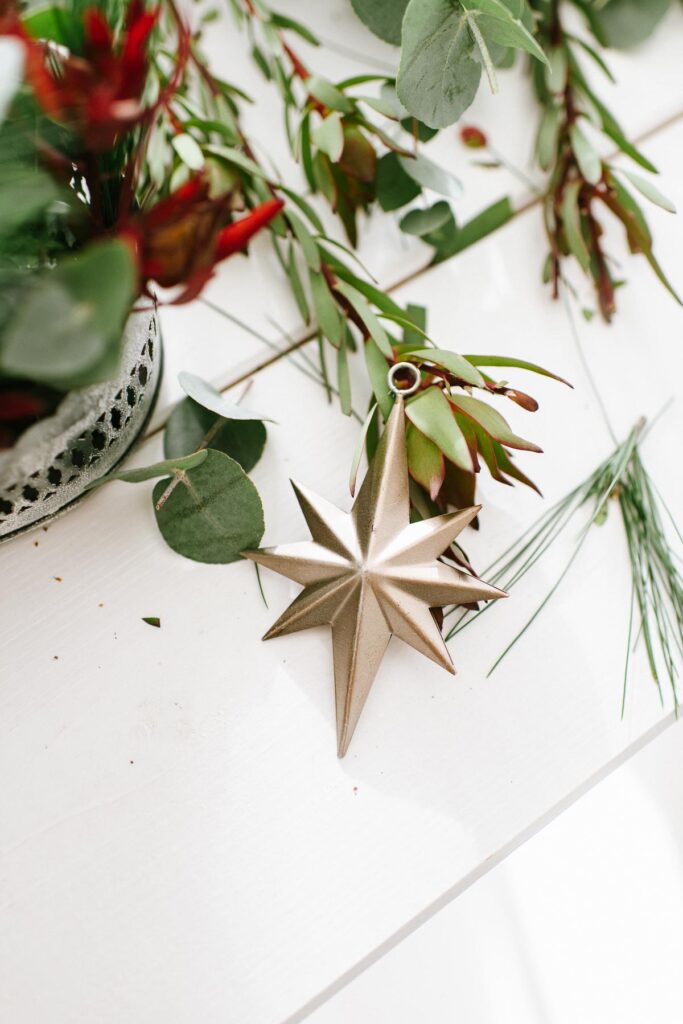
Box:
165, 397, 267, 472
0, 240, 136, 389
375, 153, 421, 211
446, 418, 683, 711
153, 449, 264, 564
397, 0, 545, 128
350, 0, 409, 43
529, 0, 679, 319
582, 0, 671, 49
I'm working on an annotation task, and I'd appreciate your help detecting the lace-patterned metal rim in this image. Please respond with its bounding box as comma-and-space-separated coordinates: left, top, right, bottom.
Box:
0, 308, 162, 540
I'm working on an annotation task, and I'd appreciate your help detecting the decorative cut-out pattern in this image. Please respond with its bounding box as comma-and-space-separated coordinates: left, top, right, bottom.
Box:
0, 312, 160, 539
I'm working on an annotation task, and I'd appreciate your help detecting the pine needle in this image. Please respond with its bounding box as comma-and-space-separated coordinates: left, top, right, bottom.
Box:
446, 419, 683, 710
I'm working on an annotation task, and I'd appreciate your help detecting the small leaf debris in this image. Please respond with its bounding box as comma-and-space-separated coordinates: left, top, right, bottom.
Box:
142, 616, 161, 628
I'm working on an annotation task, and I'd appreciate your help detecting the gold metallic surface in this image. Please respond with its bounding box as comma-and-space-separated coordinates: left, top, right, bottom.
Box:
244, 397, 507, 756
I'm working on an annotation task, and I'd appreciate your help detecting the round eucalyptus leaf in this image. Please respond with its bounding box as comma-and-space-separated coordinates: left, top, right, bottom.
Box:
350, 0, 409, 44
164, 396, 267, 473
590, 0, 670, 49
0, 239, 135, 389
153, 449, 264, 564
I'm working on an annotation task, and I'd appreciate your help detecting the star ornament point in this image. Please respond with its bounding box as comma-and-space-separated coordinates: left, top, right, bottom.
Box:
244, 398, 507, 756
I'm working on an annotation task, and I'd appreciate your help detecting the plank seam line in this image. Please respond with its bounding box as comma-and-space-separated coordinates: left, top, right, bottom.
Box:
280, 710, 680, 1024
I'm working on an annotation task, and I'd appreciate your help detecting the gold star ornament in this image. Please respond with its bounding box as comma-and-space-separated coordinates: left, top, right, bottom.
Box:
244, 366, 507, 756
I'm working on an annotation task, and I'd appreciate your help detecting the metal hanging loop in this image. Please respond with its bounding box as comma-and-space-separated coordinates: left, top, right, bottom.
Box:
387, 362, 421, 398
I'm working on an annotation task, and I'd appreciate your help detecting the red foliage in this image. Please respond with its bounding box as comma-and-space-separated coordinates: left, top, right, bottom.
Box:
122, 176, 284, 301
1, 1, 160, 150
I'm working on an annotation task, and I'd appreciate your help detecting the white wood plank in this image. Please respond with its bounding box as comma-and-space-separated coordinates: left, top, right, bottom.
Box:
307, 717, 683, 1024
2, 112, 682, 1022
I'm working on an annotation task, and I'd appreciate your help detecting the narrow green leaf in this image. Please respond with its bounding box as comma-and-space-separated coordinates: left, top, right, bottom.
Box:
462, 354, 571, 386
307, 76, 354, 113
406, 348, 485, 387
286, 208, 321, 270
311, 111, 345, 162
286, 243, 310, 323
172, 133, 205, 170
89, 451, 208, 489
334, 280, 393, 358
569, 123, 602, 186
203, 144, 270, 181
310, 272, 344, 346
364, 339, 393, 420
617, 168, 676, 214
406, 387, 475, 472
337, 343, 352, 416
349, 403, 378, 496
448, 393, 541, 452
406, 423, 445, 500
561, 179, 590, 271
270, 12, 320, 45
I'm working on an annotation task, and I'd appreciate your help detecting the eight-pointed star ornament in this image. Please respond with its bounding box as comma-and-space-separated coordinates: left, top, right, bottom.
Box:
243, 367, 507, 756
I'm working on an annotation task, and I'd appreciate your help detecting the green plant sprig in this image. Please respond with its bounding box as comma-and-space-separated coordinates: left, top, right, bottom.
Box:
529, 0, 680, 320
446, 414, 683, 710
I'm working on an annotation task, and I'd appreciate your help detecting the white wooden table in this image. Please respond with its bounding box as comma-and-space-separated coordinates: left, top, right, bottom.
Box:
2, 5, 683, 1022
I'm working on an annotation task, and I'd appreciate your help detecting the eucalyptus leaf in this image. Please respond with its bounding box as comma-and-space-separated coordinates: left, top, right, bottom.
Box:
0, 162, 61, 237
587, 0, 670, 49
153, 449, 264, 564
399, 201, 453, 236
178, 371, 275, 423
399, 153, 462, 199
397, 0, 545, 128
0, 240, 135, 389
461, 0, 546, 64
397, 0, 482, 128
375, 152, 421, 211
350, 0, 409, 44
164, 397, 267, 472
